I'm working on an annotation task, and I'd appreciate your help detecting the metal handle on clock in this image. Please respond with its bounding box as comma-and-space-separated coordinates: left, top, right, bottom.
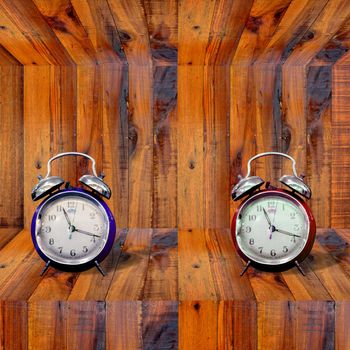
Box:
245, 152, 300, 179
44, 152, 99, 179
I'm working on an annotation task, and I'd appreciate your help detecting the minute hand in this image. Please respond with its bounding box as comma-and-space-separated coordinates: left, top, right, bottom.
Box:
74, 228, 101, 238
274, 228, 301, 238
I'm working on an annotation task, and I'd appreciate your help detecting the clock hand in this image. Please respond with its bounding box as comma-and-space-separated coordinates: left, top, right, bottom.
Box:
263, 208, 272, 227
62, 208, 72, 227
274, 227, 301, 238
74, 228, 101, 238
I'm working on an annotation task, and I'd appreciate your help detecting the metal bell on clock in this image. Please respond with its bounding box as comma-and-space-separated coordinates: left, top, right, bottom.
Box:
232, 152, 312, 200
31, 152, 112, 200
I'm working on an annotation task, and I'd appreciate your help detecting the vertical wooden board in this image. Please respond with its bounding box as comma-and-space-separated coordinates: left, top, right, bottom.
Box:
28, 301, 67, 350
142, 301, 178, 349
2, 301, 27, 350
253, 63, 283, 183
68, 229, 127, 301
293, 301, 335, 350
66, 301, 105, 349
230, 64, 256, 217
306, 65, 332, 227
335, 301, 350, 350
50, 65, 77, 185
178, 229, 216, 301
217, 301, 257, 350
106, 229, 152, 300
33, 0, 97, 65
0, 301, 2, 350
77, 65, 103, 179
179, 301, 218, 350
332, 62, 350, 227
0, 0, 73, 65
128, 65, 153, 227
102, 63, 128, 228
153, 65, 177, 228
205, 0, 253, 65
106, 301, 142, 350
281, 65, 307, 175
143, 229, 178, 301
24, 66, 51, 229
71, 0, 125, 63
143, 0, 178, 64
178, 0, 216, 65
178, 66, 204, 228
107, 0, 151, 65
203, 66, 230, 228
205, 229, 255, 301
0, 64, 23, 228
257, 301, 294, 349
0, 228, 21, 251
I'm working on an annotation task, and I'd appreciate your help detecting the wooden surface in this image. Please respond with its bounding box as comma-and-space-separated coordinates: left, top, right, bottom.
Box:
0, 227, 349, 349
1, 0, 350, 228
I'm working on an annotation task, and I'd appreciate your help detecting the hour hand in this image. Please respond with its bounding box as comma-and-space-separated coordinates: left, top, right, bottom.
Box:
263, 208, 272, 227
274, 228, 301, 238
62, 208, 72, 227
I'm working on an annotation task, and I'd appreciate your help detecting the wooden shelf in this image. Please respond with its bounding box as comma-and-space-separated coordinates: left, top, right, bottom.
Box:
0, 228, 349, 349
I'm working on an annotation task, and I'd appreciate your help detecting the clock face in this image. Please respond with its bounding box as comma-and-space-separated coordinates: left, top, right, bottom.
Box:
234, 191, 311, 266
34, 191, 110, 266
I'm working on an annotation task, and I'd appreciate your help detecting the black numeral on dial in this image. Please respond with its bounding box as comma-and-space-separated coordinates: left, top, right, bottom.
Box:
282, 246, 288, 253
82, 246, 88, 253
49, 238, 54, 245
48, 215, 56, 221
249, 215, 256, 221
249, 238, 254, 245
70, 249, 76, 257
58, 247, 63, 254
258, 247, 263, 254
270, 249, 276, 256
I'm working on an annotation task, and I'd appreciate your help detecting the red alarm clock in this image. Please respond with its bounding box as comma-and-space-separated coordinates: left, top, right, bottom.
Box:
231, 152, 316, 275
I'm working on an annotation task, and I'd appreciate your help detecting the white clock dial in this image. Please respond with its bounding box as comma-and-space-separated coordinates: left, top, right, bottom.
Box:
36, 192, 109, 265
235, 192, 310, 265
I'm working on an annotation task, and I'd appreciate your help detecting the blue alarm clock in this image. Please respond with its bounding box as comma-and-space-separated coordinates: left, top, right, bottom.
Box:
31, 152, 116, 276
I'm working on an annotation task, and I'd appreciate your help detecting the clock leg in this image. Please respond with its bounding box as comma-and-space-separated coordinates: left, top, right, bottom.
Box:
40, 260, 51, 276
240, 260, 251, 276
294, 260, 306, 276
94, 260, 106, 276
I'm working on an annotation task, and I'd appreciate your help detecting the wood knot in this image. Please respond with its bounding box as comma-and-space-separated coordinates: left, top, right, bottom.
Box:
189, 160, 195, 169
35, 160, 42, 169
192, 25, 200, 31
192, 263, 200, 269
193, 303, 200, 310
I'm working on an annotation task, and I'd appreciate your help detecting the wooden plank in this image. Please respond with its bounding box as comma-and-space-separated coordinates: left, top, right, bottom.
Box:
0, 228, 21, 250
0, 64, 22, 228
205, 229, 255, 301
306, 65, 332, 227
307, 240, 350, 300
107, 0, 151, 65
257, 301, 294, 349
203, 66, 230, 228
102, 63, 128, 228
0, 6, 49, 65
28, 301, 67, 350
71, 0, 125, 63
0, 45, 20, 65
152, 65, 177, 228
106, 229, 152, 300
335, 301, 350, 350
218, 301, 257, 350
128, 65, 153, 228
0, 0, 73, 65
66, 301, 105, 349
77, 64, 103, 179
24, 66, 51, 229
332, 59, 350, 227
32, 0, 96, 65
143, 0, 178, 65
178, 229, 216, 301
205, 0, 253, 65
0, 230, 34, 289
178, 0, 216, 65
293, 301, 335, 350
179, 301, 218, 350
178, 66, 204, 228
142, 301, 178, 349
2, 301, 27, 350
106, 301, 142, 349
143, 229, 178, 300
68, 229, 127, 301
317, 229, 350, 277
